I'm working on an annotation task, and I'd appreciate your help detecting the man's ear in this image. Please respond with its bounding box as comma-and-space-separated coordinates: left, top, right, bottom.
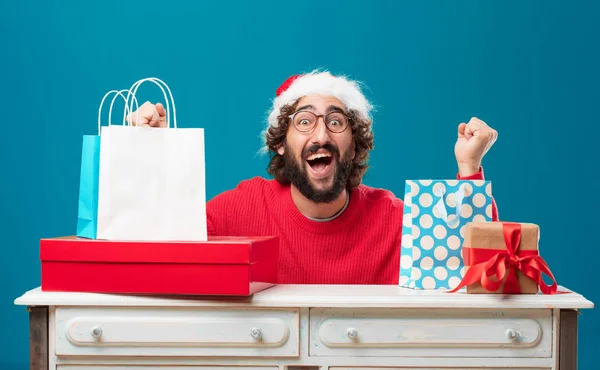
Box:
277, 145, 285, 156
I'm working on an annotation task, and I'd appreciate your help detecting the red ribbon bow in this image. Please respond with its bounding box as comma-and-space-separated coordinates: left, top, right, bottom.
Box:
449, 222, 559, 294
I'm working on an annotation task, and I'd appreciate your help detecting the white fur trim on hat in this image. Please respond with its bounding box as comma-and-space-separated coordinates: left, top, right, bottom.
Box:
260, 70, 373, 154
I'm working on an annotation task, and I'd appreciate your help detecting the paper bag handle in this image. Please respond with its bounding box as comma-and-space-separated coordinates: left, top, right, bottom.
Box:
97, 90, 140, 135
124, 77, 177, 128
108, 89, 140, 128
433, 183, 466, 228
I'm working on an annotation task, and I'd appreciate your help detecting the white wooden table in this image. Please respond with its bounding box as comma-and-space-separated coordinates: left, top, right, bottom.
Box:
14, 284, 593, 370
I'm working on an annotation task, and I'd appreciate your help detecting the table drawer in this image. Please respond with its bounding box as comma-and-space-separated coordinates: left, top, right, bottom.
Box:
57, 367, 278, 370
331, 368, 549, 370
55, 307, 299, 357
310, 308, 552, 358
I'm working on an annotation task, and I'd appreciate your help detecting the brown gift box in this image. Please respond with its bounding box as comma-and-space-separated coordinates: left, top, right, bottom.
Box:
464, 222, 539, 294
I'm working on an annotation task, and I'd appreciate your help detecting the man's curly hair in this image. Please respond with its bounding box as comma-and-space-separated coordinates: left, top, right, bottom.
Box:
265, 100, 374, 190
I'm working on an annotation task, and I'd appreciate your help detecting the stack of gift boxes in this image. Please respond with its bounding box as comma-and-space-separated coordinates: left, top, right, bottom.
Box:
40, 236, 279, 296
40, 77, 279, 297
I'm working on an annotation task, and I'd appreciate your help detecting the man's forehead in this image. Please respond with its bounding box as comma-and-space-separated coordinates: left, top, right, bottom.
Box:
296, 95, 347, 110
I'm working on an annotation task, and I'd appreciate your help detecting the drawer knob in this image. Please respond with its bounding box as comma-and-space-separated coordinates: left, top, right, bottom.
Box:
346, 327, 358, 339
250, 327, 262, 340
505, 328, 519, 340
90, 326, 103, 338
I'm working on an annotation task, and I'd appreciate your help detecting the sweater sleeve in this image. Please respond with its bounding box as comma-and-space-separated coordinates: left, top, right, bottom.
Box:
206, 190, 231, 236
456, 166, 499, 221
205, 177, 266, 236
206, 183, 247, 236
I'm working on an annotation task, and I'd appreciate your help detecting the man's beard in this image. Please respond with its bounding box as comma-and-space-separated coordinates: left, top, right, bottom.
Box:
281, 142, 353, 203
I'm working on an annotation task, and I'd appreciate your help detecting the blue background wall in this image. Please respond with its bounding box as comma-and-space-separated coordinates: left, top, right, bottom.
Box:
1, 0, 598, 368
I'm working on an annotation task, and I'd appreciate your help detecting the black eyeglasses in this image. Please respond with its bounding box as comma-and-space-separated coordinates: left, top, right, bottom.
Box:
288, 110, 351, 133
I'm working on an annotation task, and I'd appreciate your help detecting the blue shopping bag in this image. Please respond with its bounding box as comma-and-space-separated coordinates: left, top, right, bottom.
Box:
75, 135, 101, 238
76, 89, 138, 239
399, 180, 493, 290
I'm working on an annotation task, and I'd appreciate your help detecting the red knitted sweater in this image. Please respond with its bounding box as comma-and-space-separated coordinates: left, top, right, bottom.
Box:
206, 169, 497, 284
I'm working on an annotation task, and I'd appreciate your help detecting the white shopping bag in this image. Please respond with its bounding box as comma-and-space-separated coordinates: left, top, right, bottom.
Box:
96, 77, 207, 241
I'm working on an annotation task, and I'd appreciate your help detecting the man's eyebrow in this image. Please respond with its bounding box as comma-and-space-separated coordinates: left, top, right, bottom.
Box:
295, 104, 346, 114
326, 105, 346, 114
296, 104, 316, 112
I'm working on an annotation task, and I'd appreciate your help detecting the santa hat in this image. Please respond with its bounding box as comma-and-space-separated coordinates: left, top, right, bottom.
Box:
261, 70, 373, 152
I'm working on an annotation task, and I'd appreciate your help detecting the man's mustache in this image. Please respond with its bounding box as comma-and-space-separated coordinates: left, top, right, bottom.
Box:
303, 143, 340, 159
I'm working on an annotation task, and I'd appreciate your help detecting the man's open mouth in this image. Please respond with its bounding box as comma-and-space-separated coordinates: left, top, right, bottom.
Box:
306, 151, 333, 173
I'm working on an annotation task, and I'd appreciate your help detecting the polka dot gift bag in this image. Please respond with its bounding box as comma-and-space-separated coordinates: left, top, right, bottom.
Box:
399, 180, 493, 290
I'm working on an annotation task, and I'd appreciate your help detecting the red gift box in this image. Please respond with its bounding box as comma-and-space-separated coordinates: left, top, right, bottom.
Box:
40, 236, 279, 296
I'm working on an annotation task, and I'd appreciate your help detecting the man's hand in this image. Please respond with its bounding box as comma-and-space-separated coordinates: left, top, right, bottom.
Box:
126, 101, 167, 127
454, 117, 498, 176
